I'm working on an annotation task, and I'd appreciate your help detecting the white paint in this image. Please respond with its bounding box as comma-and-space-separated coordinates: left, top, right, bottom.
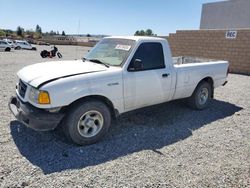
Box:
17, 60, 107, 87
16, 36, 229, 114
0, 40, 12, 51
115, 44, 131, 51
14, 40, 34, 49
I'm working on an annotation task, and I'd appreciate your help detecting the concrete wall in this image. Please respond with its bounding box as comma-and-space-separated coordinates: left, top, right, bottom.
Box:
167, 29, 250, 74
39, 35, 101, 47
200, 0, 250, 29
38, 39, 96, 47
40, 36, 100, 47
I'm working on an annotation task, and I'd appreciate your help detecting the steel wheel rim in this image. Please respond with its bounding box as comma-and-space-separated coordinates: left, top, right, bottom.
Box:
198, 87, 209, 105
77, 110, 104, 138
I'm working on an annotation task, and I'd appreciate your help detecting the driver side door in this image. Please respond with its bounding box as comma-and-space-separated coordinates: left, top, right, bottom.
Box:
123, 42, 172, 111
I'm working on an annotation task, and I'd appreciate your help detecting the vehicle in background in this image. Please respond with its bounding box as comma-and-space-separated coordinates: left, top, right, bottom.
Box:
0, 40, 12, 52
3, 39, 15, 48
37, 41, 50, 46
25, 39, 36, 44
9, 36, 229, 145
40, 46, 63, 58
14, 40, 37, 50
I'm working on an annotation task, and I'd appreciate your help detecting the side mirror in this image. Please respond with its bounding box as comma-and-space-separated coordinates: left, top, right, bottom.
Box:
129, 59, 143, 71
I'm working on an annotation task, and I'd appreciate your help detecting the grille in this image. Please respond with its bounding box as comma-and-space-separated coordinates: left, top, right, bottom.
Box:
18, 80, 27, 98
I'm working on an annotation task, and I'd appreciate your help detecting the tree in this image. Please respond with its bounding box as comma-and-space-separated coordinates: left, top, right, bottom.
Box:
2, 29, 14, 37
16, 26, 24, 36
134, 30, 140, 36
86, 33, 91, 37
34, 25, 42, 38
0, 29, 6, 37
145, 29, 153, 36
49, 30, 56, 35
25, 29, 35, 38
134, 29, 155, 36
35, 25, 42, 34
139, 30, 145, 36
56, 31, 59, 35
62, 31, 66, 36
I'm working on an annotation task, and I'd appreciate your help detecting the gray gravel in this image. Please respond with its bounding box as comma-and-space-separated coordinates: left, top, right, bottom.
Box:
0, 45, 249, 187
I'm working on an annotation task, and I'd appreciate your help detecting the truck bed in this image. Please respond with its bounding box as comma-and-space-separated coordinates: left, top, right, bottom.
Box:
173, 56, 219, 65
171, 57, 229, 100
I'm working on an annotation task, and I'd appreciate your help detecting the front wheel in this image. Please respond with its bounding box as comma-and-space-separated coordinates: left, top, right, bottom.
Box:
15, 46, 21, 50
188, 81, 212, 110
5, 47, 11, 52
57, 52, 62, 58
63, 100, 111, 145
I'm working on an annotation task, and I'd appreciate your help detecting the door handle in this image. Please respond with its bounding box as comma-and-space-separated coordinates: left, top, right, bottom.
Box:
162, 73, 170, 78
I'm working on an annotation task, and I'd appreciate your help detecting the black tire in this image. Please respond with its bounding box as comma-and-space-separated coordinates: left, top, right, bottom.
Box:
57, 52, 62, 58
188, 81, 212, 110
40, 50, 48, 58
32, 47, 37, 51
5, 47, 11, 52
15, 46, 21, 50
63, 100, 111, 145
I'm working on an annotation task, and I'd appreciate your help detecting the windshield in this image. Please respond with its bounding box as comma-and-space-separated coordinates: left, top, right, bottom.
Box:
85, 38, 135, 66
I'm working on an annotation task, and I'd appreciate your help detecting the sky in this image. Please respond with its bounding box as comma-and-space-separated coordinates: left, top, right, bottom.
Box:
0, 0, 224, 36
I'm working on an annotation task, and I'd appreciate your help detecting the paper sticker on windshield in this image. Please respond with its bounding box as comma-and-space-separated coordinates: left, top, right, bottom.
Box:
115, 44, 131, 51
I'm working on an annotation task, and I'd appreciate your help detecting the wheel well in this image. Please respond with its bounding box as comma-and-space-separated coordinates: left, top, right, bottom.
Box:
198, 77, 214, 98
61, 95, 118, 119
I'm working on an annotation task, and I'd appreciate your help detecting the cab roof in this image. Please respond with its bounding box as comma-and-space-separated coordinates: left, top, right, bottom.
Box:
105, 36, 166, 42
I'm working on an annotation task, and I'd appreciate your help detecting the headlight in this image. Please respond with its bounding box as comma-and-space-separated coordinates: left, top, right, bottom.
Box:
29, 87, 51, 104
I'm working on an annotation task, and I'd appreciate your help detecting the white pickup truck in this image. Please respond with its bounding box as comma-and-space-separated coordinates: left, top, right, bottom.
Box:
9, 36, 229, 145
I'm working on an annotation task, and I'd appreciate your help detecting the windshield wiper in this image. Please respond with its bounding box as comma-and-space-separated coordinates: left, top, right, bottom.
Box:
87, 58, 110, 68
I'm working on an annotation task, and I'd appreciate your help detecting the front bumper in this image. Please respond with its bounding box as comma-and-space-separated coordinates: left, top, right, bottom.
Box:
9, 96, 64, 131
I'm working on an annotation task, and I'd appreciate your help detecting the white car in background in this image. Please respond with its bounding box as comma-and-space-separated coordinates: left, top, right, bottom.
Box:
14, 40, 37, 50
3, 39, 15, 48
0, 40, 12, 52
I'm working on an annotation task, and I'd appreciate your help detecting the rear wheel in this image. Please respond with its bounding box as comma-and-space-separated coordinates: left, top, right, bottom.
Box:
63, 100, 111, 145
40, 50, 49, 58
188, 81, 212, 110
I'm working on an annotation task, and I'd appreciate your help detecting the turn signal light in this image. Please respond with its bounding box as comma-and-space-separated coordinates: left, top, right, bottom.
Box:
38, 91, 50, 104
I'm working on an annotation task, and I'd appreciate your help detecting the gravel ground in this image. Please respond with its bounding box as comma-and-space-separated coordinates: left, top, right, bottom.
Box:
0, 45, 249, 187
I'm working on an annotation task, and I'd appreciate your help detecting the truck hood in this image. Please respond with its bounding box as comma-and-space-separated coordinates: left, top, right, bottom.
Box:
17, 60, 107, 88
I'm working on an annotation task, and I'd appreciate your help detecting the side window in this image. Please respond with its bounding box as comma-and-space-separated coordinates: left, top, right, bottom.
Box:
129, 42, 165, 71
